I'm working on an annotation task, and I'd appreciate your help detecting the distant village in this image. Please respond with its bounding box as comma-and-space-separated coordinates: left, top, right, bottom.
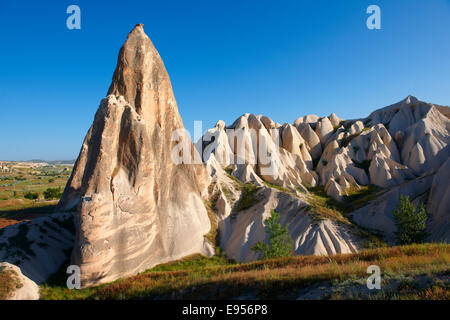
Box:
0, 162, 11, 173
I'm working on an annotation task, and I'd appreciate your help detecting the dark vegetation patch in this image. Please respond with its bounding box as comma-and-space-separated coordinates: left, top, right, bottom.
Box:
340, 132, 360, 148
220, 184, 233, 202
343, 184, 381, 209
224, 165, 233, 176
236, 183, 260, 212
0, 204, 58, 218
204, 198, 220, 247
312, 158, 320, 171
352, 159, 372, 175
363, 118, 372, 127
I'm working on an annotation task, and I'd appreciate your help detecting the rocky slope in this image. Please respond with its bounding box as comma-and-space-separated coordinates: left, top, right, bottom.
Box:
198, 95, 449, 259
0, 262, 40, 300
0, 212, 75, 299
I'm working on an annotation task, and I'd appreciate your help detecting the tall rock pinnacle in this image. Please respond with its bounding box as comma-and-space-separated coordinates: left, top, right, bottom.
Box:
57, 24, 210, 287
108, 24, 175, 119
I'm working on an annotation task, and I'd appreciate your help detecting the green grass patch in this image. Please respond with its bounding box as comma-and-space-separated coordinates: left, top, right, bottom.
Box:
222, 165, 244, 189
343, 184, 381, 211
236, 183, 260, 211
262, 181, 294, 195
220, 184, 234, 202
223, 165, 233, 176
204, 200, 220, 247
147, 254, 235, 273
301, 183, 385, 246
301, 184, 350, 224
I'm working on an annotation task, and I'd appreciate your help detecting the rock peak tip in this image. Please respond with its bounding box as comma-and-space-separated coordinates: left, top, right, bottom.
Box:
128, 23, 145, 37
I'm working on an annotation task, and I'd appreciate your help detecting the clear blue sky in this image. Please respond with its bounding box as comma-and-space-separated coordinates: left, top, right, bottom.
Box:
1, 0, 449, 160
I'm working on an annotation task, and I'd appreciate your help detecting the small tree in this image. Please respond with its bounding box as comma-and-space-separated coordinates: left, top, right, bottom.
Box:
24, 192, 38, 200
393, 195, 427, 245
43, 187, 62, 200
251, 210, 293, 260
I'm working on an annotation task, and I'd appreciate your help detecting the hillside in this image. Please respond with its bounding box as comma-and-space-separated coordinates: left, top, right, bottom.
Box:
39, 243, 449, 300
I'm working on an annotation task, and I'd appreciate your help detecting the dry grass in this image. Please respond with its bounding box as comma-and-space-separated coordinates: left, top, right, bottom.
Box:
0, 267, 23, 300
204, 199, 219, 247
39, 243, 450, 300
302, 185, 351, 225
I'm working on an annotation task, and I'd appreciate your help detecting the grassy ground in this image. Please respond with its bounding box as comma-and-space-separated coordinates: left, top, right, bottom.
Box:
262, 181, 296, 195
0, 163, 72, 227
302, 183, 381, 216
2, 164, 446, 300
301, 183, 387, 248
39, 243, 449, 300
236, 183, 260, 211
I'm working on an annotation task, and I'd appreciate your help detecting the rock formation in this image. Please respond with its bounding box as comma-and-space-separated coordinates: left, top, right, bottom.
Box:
210, 182, 361, 262
2, 25, 447, 292
56, 24, 211, 287
198, 95, 450, 255
0, 212, 75, 299
0, 262, 40, 300
0, 20, 448, 300
0, 212, 75, 284
426, 158, 450, 242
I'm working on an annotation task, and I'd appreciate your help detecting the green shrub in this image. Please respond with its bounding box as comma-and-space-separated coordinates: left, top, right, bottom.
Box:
24, 192, 39, 200
393, 195, 427, 245
252, 210, 293, 260
43, 187, 62, 200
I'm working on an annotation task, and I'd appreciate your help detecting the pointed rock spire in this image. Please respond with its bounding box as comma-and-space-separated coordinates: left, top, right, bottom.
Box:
57, 25, 210, 287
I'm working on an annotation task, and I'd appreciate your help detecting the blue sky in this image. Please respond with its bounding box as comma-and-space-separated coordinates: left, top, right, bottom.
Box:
0, 0, 449, 160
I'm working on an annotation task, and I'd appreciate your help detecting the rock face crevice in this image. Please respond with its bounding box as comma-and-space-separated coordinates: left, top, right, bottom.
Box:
57, 24, 211, 287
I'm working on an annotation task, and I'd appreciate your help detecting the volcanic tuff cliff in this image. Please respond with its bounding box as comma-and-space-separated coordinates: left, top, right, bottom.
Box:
199, 96, 450, 257
58, 25, 448, 285
56, 24, 211, 287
